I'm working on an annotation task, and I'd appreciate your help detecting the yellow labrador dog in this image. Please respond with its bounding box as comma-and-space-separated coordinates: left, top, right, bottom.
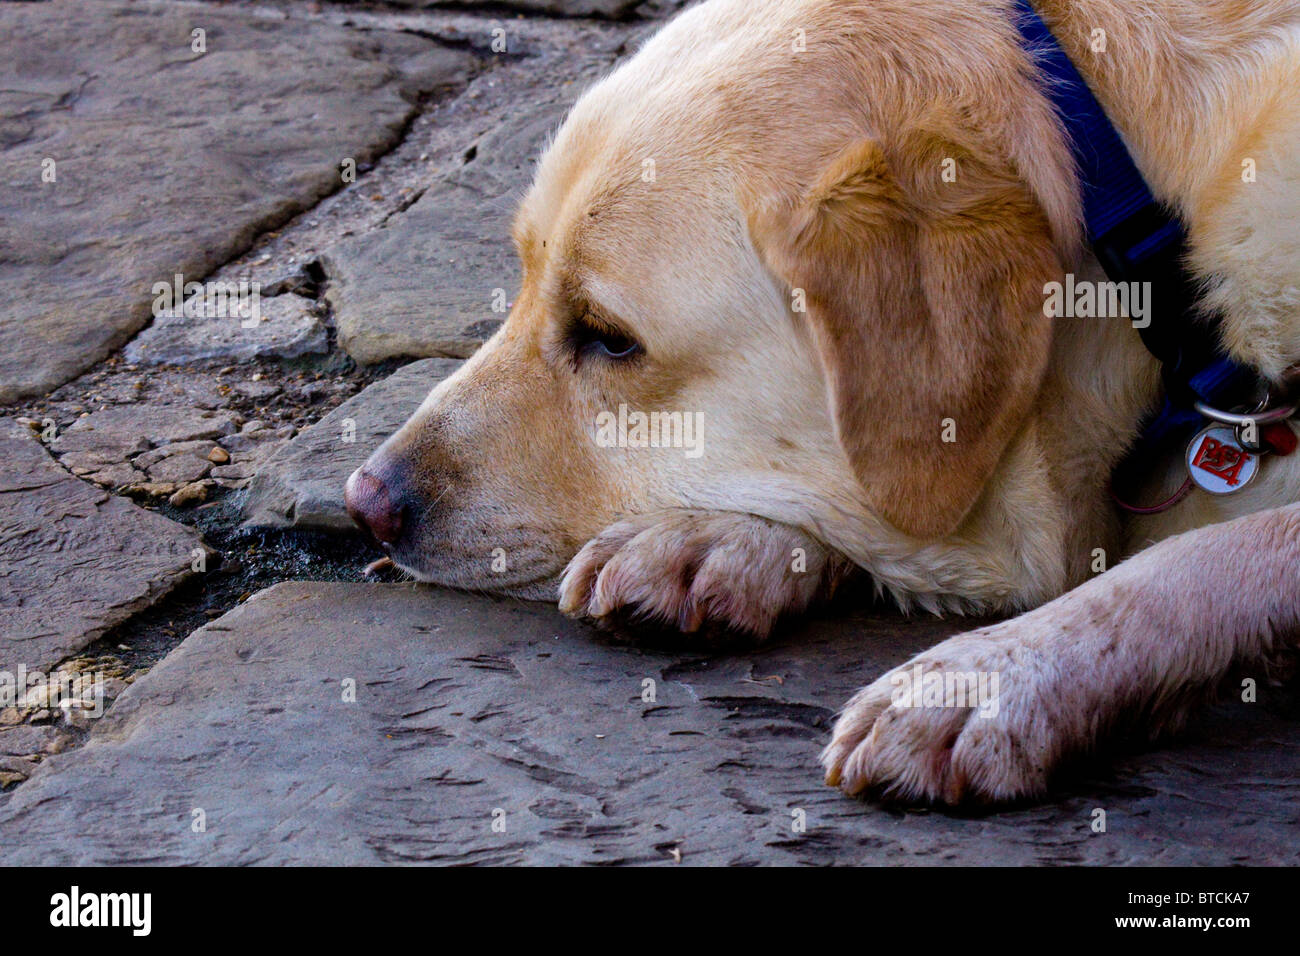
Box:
345, 0, 1300, 804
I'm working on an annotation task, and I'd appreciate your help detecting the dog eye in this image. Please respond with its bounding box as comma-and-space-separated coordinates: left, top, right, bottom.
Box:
565, 315, 642, 363
590, 330, 640, 359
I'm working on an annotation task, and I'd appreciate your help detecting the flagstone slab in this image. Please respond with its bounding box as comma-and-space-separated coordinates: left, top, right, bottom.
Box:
241, 358, 463, 532
321, 0, 687, 20
0, 420, 206, 673
2, 580, 1296, 864
324, 38, 615, 365
124, 292, 329, 367
325, 109, 563, 365
48, 405, 239, 475
0, 0, 475, 403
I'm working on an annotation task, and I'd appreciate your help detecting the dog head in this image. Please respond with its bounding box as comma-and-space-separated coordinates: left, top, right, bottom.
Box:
345, 0, 1078, 606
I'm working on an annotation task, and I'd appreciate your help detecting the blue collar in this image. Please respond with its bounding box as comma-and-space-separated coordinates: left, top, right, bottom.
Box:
1012, 0, 1259, 499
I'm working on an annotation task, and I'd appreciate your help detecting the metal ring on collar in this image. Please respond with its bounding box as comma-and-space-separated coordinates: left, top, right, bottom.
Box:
1193, 401, 1298, 427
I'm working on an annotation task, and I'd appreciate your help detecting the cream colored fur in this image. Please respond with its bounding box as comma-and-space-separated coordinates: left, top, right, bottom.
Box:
356, 0, 1300, 803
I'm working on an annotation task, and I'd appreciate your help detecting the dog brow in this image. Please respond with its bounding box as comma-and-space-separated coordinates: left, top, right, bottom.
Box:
558, 271, 637, 341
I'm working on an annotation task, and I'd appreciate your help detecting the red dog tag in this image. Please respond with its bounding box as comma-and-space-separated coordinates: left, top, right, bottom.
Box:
1261, 422, 1298, 456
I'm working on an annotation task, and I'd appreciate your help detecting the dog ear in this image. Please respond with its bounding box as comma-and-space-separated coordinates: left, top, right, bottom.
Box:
756, 134, 1059, 540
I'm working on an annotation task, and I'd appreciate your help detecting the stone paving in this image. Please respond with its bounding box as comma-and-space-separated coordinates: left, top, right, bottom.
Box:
0, 419, 206, 673
5, 583, 1297, 865
1, 0, 1297, 864
0, 0, 476, 404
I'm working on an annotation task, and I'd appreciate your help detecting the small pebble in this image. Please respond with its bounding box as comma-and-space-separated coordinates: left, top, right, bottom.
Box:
169, 481, 208, 507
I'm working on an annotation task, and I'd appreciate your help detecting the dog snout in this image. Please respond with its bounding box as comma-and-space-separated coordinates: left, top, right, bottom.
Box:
345, 465, 406, 545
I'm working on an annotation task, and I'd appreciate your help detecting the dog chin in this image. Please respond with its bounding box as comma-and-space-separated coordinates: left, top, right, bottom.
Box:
391, 554, 561, 602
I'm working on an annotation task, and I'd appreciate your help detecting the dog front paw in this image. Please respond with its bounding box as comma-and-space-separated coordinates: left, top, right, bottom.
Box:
821, 626, 1071, 804
558, 510, 849, 637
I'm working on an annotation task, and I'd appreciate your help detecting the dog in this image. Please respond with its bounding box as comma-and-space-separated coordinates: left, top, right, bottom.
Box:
344, 0, 1300, 804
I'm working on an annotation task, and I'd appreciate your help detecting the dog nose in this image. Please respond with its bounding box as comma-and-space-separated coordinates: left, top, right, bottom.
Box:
345, 467, 404, 545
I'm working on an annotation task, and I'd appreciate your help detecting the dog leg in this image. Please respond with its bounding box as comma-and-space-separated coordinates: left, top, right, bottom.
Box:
559, 510, 851, 637
823, 502, 1300, 804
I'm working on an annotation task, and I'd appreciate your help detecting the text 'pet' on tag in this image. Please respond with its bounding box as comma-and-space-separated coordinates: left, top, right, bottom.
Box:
1186, 426, 1259, 494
